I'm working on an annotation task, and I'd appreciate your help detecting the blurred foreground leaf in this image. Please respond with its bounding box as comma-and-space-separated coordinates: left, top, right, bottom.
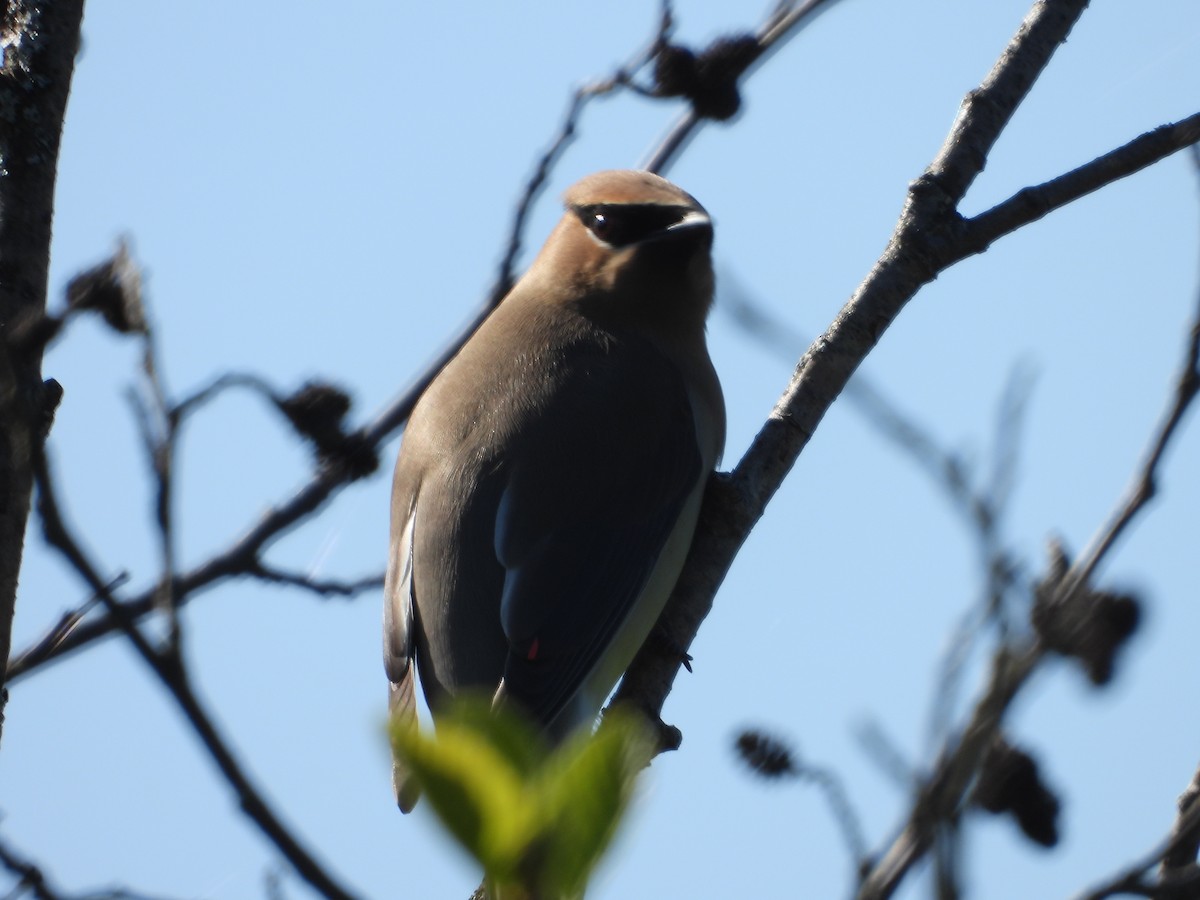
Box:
390, 698, 653, 898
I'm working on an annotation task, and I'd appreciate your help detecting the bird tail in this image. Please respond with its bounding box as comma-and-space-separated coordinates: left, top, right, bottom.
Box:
389, 667, 422, 813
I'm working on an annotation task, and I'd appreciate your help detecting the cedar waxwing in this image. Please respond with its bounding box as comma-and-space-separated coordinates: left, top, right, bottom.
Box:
383, 169, 725, 812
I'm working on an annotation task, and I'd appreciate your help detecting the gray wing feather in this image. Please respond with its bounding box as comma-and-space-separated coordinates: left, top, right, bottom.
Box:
384, 504, 421, 811
383, 505, 416, 684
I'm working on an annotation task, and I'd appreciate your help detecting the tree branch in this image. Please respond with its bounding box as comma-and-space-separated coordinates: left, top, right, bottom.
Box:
612, 6, 1200, 893
0, 831, 62, 900
1073, 761, 1200, 899
966, 113, 1200, 254
488, 0, 675, 305
0, 830, 182, 900
615, 0, 1198, 749
30, 448, 362, 900
642, 0, 848, 175
854, 135, 1200, 900
248, 562, 383, 599
8, 376, 399, 680
0, 0, 86, 743
614, 0, 1100, 742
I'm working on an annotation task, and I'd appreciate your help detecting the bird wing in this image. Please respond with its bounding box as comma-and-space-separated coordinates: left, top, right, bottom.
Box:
493, 339, 703, 728
383, 500, 417, 686
383, 498, 423, 811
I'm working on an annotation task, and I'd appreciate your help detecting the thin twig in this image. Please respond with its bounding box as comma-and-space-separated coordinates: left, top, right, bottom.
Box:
171, 371, 279, 420
721, 274, 1032, 752
735, 729, 869, 873
0, 832, 61, 900
641, 0, 849, 175
932, 823, 962, 900
249, 563, 383, 599
1073, 773, 1200, 899
10, 573, 127, 672
800, 762, 870, 873
1163, 762, 1200, 874
1060, 273, 1200, 600
1066, 140, 1200, 900
720, 271, 1030, 543
0, 831, 181, 900
489, 0, 675, 305
127, 322, 179, 653
9, 399, 397, 680
857, 222, 1200, 897
856, 642, 1043, 900
965, 113, 1200, 254
853, 719, 914, 789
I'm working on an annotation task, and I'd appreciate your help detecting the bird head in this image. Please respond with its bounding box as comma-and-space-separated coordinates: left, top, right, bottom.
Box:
522, 170, 715, 335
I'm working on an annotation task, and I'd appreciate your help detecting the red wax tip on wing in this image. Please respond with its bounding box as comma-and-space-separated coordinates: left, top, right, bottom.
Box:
527, 638, 540, 661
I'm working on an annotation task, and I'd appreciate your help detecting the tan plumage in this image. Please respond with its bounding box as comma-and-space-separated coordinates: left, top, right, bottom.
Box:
383, 169, 724, 812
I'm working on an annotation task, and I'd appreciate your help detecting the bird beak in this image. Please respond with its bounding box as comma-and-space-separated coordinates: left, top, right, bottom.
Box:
645, 209, 712, 247
666, 209, 712, 233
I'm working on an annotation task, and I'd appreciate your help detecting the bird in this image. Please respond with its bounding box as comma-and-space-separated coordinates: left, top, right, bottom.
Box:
383, 169, 725, 812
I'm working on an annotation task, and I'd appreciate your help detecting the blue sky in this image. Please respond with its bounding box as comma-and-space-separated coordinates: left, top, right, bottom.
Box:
5, 1, 1200, 898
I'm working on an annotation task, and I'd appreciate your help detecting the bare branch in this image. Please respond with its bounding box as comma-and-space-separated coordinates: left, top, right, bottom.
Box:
127, 317, 181, 653
933, 825, 963, 900
615, 0, 1195, 760
31, 450, 361, 900
1073, 762, 1200, 899
855, 642, 1043, 900
8, 416, 394, 679
1062, 250, 1200, 598
928, 2, 1088, 203
965, 113, 1200, 254
734, 729, 870, 875
718, 271, 1023, 535
854, 719, 914, 790
489, 0, 675, 305
0, 831, 62, 900
172, 371, 279, 420
8, 574, 127, 674
854, 104, 1200, 900
1064, 139, 1200, 900
642, 0, 848, 175
0, 831, 182, 900
1164, 763, 1200, 875
611, 11, 1200, 898
721, 276, 1033, 751
0, 0, 87, 743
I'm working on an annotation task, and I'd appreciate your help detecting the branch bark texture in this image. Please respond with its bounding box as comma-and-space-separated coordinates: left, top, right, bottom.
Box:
0, 0, 85, 738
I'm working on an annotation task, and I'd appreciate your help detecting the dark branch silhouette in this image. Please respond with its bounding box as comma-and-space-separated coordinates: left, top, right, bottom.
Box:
612, 0, 1198, 764
0, 831, 180, 900
31, 445, 361, 900
0, 0, 87, 743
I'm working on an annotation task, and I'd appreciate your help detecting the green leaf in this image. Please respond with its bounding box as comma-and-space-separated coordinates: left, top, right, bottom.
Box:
390, 700, 652, 898
531, 712, 654, 896
390, 709, 535, 880
442, 694, 550, 777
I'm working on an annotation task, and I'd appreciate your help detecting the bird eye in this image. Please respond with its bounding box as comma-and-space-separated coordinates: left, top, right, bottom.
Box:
576, 203, 699, 248
590, 211, 612, 241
